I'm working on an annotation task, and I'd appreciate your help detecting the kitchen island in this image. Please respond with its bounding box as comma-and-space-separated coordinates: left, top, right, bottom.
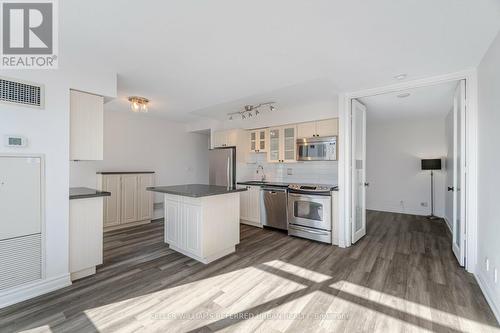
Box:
148, 184, 247, 264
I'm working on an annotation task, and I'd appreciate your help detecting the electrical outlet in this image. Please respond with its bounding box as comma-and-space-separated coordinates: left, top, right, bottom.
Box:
287, 168, 293, 175
420, 202, 428, 207
486, 258, 490, 271
495, 268, 498, 284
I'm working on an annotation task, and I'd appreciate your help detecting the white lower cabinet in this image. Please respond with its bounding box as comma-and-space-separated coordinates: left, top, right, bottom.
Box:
240, 185, 261, 227
98, 173, 154, 230
162, 192, 240, 264
69, 197, 103, 281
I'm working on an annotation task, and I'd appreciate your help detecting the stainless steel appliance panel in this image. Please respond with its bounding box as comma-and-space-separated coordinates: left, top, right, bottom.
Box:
287, 192, 331, 230
288, 224, 331, 243
208, 147, 235, 187
260, 187, 287, 230
297, 136, 337, 161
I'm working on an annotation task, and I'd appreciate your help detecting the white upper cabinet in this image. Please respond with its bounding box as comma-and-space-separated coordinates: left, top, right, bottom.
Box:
70, 90, 104, 161
267, 125, 297, 163
297, 122, 317, 139
297, 118, 338, 138
249, 129, 267, 153
316, 118, 338, 137
212, 129, 239, 148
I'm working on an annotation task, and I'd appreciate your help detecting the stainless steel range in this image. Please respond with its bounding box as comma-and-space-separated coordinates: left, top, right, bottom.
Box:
287, 184, 333, 243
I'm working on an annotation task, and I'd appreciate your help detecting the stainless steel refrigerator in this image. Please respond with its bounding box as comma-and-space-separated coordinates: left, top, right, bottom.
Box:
208, 147, 236, 187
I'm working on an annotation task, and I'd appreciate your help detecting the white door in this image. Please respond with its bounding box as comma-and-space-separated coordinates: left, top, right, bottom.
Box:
351, 99, 367, 244
452, 80, 466, 266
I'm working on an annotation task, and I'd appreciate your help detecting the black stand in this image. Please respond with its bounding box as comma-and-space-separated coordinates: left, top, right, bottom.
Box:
428, 170, 438, 220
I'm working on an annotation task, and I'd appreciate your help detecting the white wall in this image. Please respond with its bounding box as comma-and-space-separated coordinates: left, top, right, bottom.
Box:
366, 116, 447, 217
0, 68, 116, 307
476, 29, 500, 320
70, 110, 210, 211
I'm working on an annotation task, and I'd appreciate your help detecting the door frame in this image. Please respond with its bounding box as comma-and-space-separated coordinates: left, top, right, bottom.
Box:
337, 69, 478, 273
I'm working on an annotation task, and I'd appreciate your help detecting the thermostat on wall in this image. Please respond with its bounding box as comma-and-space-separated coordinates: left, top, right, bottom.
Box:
4, 135, 28, 147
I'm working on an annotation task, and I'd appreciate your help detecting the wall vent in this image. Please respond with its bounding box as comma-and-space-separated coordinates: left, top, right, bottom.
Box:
0, 233, 42, 290
0, 77, 44, 108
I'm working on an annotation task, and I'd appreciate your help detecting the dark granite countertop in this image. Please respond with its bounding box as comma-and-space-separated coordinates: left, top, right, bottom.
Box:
96, 171, 155, 174
237, 181, 338, 191
237, 181, 290, 188
70, 187, 111, 200
147, 184, 247, 198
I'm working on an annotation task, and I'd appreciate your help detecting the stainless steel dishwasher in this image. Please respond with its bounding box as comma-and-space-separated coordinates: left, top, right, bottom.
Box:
260, 186, 288, 230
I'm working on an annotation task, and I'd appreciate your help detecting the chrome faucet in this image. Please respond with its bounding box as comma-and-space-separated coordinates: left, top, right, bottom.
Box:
256, 164, 266, 182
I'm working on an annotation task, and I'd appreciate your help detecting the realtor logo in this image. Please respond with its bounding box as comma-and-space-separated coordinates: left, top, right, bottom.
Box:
1, 0, 58, 69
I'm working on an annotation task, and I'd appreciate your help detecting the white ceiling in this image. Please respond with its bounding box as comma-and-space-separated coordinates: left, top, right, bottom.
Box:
60, 0, 500, 122
359, 81, 458, 121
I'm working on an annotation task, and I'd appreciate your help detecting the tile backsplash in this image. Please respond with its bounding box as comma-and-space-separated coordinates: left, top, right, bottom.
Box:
237, 153, 338, 185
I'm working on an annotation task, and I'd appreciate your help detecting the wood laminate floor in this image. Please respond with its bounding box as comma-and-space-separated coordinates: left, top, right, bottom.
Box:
1, 211, 498, 333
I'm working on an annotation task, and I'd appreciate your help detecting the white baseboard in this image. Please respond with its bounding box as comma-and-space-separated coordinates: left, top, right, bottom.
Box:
0, 274, 71, 309
475, 270, 500, 324
443, 216, 453, 234
367, 207, 444, 218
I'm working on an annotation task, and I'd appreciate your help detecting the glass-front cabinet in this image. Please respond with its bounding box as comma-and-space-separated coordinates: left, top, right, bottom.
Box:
267, 125, 297, 163
249, 129, 267, 153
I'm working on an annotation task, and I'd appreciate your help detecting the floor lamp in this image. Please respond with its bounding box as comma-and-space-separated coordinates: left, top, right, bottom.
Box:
421, 158, 442, 220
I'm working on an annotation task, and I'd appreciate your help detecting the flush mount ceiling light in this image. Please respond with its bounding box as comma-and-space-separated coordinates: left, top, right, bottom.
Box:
227, 102, 277, 120
397, 92, 411, 98
128, 96, 149, 113
394, 73, 407, 80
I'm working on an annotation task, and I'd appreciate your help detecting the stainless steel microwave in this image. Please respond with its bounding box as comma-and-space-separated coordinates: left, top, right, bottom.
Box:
297, 136, 337, 161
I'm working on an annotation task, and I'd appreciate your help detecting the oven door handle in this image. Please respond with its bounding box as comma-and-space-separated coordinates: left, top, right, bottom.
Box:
289, 224, 330, 235
288, 193, 330, 200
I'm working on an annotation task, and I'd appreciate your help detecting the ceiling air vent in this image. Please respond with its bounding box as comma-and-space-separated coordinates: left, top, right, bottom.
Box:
0, 77, 44, 108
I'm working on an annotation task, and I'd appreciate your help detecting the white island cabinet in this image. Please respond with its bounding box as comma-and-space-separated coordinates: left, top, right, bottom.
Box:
149, 185, 246, 264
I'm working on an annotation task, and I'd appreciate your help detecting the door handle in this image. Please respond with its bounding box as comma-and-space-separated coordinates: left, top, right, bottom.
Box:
448, 186, 454, 192
364, 182, 370, 187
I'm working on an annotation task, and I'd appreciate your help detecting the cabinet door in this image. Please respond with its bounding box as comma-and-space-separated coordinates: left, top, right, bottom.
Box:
137, 174, 154, 221
258, 129, 267, 152
226, 130, 238, 147
164, 198, 180, 246
183, 203, 202, 256
240, 187, 250, 220
282, 126, 297, 162
249, 131, 257, 152
69, 198, 103, 273
102, 175, 121, 227
248, 186, 261, 223
213, 131, 225, 148
120, 175, 138, 224
316, 118, 338, 137
297, 122, 316, 139
268, 128, 281, 162
70, 90, 104, 161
